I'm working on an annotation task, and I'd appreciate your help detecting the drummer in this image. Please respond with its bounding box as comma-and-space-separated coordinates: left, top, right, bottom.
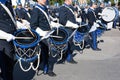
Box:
30, 0, 59, 77
58, 0, 80, 64
0, 0, 16, 80
15, 2, 31, 22
96, 2, 107, 25
86, 1, 101, 51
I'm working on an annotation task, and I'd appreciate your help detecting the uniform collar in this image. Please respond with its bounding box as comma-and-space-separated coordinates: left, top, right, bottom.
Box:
36, 3, 47, 11
63, 3, 71, 7
90, 7, 94, 10
0, 0, 7, 4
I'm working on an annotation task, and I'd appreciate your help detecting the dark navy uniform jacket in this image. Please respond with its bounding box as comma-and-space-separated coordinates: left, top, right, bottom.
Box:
0, 0, 16, 59
87, 8, 96, 28
30, 4, 51, 31
58, 3, 78, 26
95, 6, 103, 19
15, 7, 31, 22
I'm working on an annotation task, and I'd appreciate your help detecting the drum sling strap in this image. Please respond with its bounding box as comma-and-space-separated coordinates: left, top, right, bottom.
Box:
63, 4, 76, 18
35, 5, 51, 29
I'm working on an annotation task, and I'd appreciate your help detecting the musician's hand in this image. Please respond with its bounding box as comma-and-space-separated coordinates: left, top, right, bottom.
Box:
6, 34, 15, 42
96, 20, 101, 23
66, 20, 79, 28
94, 22, 99, 28
76, 17, 82, 23
72, 24, 79, 28
16, 19, 31, 29
35, 27, 48, 37
0, 30, 15, 42
51, 21, 60, 28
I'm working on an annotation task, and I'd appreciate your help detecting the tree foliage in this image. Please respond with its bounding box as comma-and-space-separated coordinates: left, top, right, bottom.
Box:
32, 0, 120, 5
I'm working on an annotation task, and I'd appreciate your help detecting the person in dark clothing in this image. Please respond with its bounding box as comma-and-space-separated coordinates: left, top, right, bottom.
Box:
30, 0, 57, 77
87, 1, 101, 51
58, 0, 79, 64
0, 0, 16, 80
15, 3, 31, 22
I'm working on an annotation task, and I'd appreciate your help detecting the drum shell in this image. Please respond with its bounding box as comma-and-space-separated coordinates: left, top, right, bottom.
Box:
96, 27, 105, 37
73, 25, 89, 43
13, 29, 41, 62
48, 27, 69, 53
101, 7, 119, 22
49, 28, 68, 45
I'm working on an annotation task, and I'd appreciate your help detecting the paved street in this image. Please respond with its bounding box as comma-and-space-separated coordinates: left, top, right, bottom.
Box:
13, 28, 120, 80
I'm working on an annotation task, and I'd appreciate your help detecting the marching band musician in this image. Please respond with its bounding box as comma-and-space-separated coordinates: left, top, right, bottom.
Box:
15, 2, 31, 22
58, 0, 79, 64
95, 2, 107, 26
0, 0, 16, 80
95, 2, 105, 20
87, 1, 101, 51
30, 0, 58, 77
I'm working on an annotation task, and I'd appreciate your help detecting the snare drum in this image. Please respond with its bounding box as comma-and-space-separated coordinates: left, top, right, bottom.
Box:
101, 7, 119, 22
73, 24, 89, 43
13, 29, 41, 71
48, 27, 69, 61
73, 24, 89, 49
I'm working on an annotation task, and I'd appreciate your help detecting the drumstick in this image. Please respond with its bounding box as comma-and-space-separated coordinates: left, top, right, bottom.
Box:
67, 23, 88, 41
27, 29, 35, 37
50, 35, 63, 38
57, 27, 59, 35
15, 37, 33, 39
21, 19, 35, 37
40, 30, 55, 41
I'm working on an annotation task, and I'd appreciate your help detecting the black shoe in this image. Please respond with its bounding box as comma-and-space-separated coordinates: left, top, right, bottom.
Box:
57, 60, 65, 64
85, 45, 90, 49
106, 29, 111, 31
47, 72, 57, 77
100, 40, 104, 43
93, 48, 101, 51
67, 59, 78, 64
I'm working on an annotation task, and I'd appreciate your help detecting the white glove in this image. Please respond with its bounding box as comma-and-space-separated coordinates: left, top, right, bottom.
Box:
6, 34, 15, 42
50, 15, 58, 22
94, 22, 100, 28
76, 18, 82, 23
50, 21, 60, 28
65, 20, 79, 28
0, 30, 15, 42
16, 20, 31, 29
89, 22, 97, 33
98, 13, 102, 15
96, 20, 101, 23
35, 27, 48, 37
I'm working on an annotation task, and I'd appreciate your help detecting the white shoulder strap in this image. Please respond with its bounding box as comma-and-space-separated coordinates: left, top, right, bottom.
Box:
63, 5, 75, 16
35, 6, 51, 28
0, 2, 17, 27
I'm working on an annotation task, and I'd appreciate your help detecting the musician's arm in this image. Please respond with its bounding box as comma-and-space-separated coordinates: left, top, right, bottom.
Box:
30, 8, 39, 30
0, 30, 15, 42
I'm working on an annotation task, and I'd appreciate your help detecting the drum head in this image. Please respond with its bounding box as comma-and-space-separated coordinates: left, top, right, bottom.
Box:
101, 7, 116, 22
50, 28, 68, 45
13, 29, 40, 48
15, 30, 36, 45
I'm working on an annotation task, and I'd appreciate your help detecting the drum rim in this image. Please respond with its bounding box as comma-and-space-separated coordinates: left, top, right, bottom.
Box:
50, 28, 68, 45
15, 53, 38, 62
13, 29, 40, 48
